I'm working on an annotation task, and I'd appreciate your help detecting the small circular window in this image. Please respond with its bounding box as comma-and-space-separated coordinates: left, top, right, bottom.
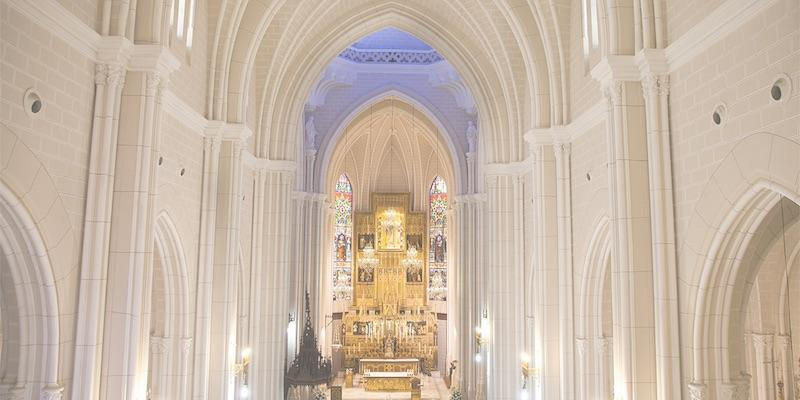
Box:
712, 103, 727, 126
23, 88, 43, 117
770, 74, 791, 103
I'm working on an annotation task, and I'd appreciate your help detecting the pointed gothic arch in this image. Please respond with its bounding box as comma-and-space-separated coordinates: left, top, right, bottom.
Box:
0, 183, 60, 398
686, 133, 800, 397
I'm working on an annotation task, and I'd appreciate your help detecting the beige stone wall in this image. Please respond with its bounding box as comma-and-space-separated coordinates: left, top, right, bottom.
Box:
0, 1, 97, 390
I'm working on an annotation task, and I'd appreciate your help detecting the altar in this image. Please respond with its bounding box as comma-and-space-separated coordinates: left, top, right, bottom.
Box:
359, 358, 420, 374
362, 371, 415, 392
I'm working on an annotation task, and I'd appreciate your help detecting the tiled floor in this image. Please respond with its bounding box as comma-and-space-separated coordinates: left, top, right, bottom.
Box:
327, 372, 450, 399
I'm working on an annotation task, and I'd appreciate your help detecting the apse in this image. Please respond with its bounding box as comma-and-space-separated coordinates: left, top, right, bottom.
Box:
292, 27, 471, 396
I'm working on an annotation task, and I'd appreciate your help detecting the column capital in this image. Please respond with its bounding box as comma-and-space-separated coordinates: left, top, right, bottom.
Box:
719, 375, 751, 400
40, 384, 65, 400
750, 332, 775, 350
687, 381, 707, 400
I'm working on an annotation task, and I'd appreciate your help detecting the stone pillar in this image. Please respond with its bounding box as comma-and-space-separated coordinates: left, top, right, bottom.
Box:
100, 46, 179, 399
531, 144, 560, 400
593, 60, 657, 399
71, 50, 128, 400
207, 137, 247, 399
148, 336, 170, 399
639, 50, 681, 400
484, 171, 527, 400
554, 142, 575, 400
250, 167, 294, 398
291, 191, 327, 355
775, 335, 794, 400
596, 336, 613, 400
752, 333, 776, 400
575, 338, 589, 400
452, 194, 485, 397
191, 134, 221, 400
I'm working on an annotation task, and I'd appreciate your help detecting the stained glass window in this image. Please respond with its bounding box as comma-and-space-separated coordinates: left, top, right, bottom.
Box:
332, 174, 353, 301
428, 176, 448, 301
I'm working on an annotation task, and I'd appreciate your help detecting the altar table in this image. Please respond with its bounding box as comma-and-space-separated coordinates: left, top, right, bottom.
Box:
362, 371, 414, 391
358, 358, 420, 374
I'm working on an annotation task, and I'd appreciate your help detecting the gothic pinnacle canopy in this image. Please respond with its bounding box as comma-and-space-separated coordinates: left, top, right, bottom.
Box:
286, 292, 332, 386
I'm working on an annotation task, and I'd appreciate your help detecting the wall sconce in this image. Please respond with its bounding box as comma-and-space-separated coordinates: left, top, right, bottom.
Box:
289, 313, 296, 323
520, 352, 531, 389
235, 347, 252, 397
474, 326, 488, 363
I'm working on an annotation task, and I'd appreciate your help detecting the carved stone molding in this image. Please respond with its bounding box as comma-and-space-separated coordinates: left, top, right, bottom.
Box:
751, 333, 775, 352
719, 376, 750, 400
339, 48, 443, 65
687, 381, 707, 400
596, 336, 611, 356
94, 63, 126, 87
641, 74, 670, 98
39, 385, 64, 400
575, 337, 589, 357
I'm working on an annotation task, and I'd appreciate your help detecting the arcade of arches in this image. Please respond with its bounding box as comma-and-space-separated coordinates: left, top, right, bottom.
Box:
0, 0, 798, 399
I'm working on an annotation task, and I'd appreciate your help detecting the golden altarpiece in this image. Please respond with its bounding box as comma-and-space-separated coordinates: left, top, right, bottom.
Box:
341, 193, 438, 388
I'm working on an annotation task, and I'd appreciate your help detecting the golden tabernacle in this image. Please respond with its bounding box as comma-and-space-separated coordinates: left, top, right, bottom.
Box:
341, 193, 438, 391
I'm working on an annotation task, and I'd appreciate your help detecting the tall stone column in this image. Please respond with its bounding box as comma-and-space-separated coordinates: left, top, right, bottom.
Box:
207, 137, 247, 399
596, 336, 613, 400
191, 134, 221, 400
290, 191, 327, 360
554, 142, 575, 400
71, 42, 129, 400
484, 171, 527, 400
639, 50, 681, 400
452, 194, 485, 397
752, 333, 776, 400
592, 59, 657, 399
776, 334, 794, 400
530, 144, 560, 400
100, 47, 179, 400
250, 166, 294, 398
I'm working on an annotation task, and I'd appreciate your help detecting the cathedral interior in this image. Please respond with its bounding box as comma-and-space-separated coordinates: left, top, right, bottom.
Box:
0, 0, 799, 399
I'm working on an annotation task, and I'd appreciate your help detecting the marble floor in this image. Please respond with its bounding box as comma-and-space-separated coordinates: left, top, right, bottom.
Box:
327, 372, 450, 400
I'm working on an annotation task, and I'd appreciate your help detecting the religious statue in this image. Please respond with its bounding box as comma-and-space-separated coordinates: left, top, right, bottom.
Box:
378, 208, 404, 250
466, 120, 477, 153
448, 360, 458, 385
335, 233, 348, 261
304, 116, 318, 150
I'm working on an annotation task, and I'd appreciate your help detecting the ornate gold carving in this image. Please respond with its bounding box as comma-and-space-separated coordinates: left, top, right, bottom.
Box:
342, 192, 438, 371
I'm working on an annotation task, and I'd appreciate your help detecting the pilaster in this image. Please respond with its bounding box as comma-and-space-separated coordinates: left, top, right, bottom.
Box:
249, 165, 295, 398
592, 55, 658, 400
207, 136, 247, 399
554, 142, 575, 400
530, 142, 560, 400
452, 193, 486, 398
191, 134, 221, 400
751, 333, 775, 400
483, 166, 528, 399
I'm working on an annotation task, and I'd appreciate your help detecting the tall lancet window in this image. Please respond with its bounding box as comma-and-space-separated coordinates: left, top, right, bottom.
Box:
428, 176, 448, 301
332, 174, 354, 301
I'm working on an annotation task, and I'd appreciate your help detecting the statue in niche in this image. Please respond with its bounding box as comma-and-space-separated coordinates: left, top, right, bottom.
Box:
335, 233, 348, 261
358, 234, 375, 250
358, 266, 374, 283
406, 234, 422, 251
378, 208, 404, 250
304, 116, 318, 150
406, 265, 423, 283
432, 233, 446, 263
466, 120, 478, 153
